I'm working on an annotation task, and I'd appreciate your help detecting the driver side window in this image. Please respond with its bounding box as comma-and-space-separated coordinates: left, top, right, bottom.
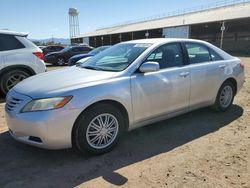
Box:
146, 43, 184, 69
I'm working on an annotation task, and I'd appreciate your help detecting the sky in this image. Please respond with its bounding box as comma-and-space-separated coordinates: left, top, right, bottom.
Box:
0, 0, 221, 39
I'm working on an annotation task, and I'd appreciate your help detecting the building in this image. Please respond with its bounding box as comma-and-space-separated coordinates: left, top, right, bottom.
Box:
71, 0, 250, 55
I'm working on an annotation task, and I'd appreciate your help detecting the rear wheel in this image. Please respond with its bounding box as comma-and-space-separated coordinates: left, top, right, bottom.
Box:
0, 70, 30, 95
73, 103, 125, 155
212, 81, 235, 112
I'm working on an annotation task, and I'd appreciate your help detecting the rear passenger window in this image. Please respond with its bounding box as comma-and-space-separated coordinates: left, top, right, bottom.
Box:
71, 47, 80, 52
146, 43, 184, 69
185, 43, 211, 64
81, 47, 92, 51
209, 48, 223, 61
0, 34, 25, 51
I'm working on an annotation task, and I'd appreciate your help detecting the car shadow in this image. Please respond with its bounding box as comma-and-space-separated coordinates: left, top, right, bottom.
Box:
0, 105, 243, 188
0, 98, 5, 103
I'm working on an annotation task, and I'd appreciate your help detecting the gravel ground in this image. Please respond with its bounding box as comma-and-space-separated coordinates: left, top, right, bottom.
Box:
0, 59, 249, 188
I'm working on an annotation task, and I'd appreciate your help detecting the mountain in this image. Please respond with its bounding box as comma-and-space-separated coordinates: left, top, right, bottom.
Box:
30, 38, 70, 45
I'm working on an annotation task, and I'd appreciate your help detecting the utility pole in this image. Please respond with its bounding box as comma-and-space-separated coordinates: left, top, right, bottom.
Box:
220, 22, 225, 49
101, 36, 104, 46
119, 34, 122, 42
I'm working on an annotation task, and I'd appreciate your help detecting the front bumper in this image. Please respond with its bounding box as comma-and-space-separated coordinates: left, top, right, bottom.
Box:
5, 90, 82, 150
68, 58, 76, 66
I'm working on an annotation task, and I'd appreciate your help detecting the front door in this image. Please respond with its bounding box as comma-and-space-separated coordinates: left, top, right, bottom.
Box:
131, 42, 190, 123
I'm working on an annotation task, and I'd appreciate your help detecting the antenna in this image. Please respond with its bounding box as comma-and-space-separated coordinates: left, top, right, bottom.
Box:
68, 8, 80, 39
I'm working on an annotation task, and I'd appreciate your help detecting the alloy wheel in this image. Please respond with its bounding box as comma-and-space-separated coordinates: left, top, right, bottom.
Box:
86, 113, 119, 149
57, 58, 65, 65
219, 85, 233, 108
6, 72, 29, 91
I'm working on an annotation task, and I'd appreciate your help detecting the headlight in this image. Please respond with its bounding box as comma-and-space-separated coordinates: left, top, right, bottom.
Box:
21, 96, 72, 112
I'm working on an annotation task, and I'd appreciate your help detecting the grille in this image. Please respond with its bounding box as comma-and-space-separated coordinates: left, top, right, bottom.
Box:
6, 97, 23, 112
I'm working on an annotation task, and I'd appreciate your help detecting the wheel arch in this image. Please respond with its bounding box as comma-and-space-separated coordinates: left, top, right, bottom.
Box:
223, 77, 237, 95
71, 99, 130, 147
0, 65, 36, 79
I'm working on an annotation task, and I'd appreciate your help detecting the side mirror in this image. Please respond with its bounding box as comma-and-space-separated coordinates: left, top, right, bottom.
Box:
139, 61, 160, 73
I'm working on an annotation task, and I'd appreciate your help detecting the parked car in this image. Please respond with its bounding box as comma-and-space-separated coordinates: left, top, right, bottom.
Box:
68, 46, 111, 66
75, 56, 92, 64
0, 30, 46, 96
5, 39, 244, 155
42, 45, 64, 55
44, 46, 93, 66
38, 46, 46, 50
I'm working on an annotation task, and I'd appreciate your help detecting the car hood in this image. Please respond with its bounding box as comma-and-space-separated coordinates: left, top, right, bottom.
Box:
13, 67, 117, 98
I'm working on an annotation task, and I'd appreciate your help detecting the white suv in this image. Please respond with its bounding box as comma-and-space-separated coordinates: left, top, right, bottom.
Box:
0, 30, 46, 96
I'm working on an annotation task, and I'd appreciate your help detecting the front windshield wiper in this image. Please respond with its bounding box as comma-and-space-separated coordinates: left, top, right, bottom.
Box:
81, 65, 120, 72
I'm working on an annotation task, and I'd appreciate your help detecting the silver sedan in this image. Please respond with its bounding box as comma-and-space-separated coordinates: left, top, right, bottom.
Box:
5, 39, 245, 155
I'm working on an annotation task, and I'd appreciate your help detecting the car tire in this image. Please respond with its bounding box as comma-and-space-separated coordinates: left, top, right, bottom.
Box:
73, 103, 125, 155
0, 70, 30, 95
212, 81, 235, 112
56, 57, 66, 66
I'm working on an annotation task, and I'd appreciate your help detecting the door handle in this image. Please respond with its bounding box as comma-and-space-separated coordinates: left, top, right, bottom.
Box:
219, 65, 226, 69
179, 72, 190, 77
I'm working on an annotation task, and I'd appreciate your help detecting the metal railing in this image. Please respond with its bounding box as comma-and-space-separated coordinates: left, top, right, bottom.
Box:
97, 0, 250, 30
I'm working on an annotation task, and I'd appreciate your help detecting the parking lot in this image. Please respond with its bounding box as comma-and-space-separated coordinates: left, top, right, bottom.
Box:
0, 58, 249, 188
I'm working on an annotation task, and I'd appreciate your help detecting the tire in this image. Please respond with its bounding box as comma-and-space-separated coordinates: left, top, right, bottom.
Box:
212, 81, 235, 112
0, 70, 30, 95
56, 57, 66, 66
73, 103, 125, 155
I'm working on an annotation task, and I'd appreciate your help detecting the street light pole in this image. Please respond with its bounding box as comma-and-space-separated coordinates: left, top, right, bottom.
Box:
220, 21, 225, 49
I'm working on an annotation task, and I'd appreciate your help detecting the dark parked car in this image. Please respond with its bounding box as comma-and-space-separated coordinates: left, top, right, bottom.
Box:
42, 45, 64, 55
44, 46, 93, 65
68, 46, 111, 66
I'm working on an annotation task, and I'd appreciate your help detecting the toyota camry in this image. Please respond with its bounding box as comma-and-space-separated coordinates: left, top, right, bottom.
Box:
5, 39, 245, 155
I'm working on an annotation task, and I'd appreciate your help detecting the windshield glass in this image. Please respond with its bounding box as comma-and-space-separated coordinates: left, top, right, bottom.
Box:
81, 43, 151, 72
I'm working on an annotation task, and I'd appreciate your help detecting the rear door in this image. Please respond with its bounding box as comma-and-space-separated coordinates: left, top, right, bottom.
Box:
184, 42, 224, 107
0, 51, 4, 70
71, 47, 84, 55
0, 34, 5, 69
80, 46, 92, 54
0, 34, 26, 68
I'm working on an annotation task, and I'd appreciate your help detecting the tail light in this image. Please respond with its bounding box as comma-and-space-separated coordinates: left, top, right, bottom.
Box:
240, 63, 244, 70
33, 52, 44, 60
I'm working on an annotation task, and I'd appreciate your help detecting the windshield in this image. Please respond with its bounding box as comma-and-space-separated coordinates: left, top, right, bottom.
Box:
81, 43, 151, 72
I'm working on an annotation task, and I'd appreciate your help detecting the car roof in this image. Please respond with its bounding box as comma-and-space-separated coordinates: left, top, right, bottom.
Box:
0, 30, 28, 37
46, 45, 64, 47
123, 38, 207, 45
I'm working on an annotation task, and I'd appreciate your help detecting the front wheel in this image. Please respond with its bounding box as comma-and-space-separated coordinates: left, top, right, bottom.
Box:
0, 70, 30, 95
73, 103, 125, 155
56, 57, 66, 66
212, 81, 235, 112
